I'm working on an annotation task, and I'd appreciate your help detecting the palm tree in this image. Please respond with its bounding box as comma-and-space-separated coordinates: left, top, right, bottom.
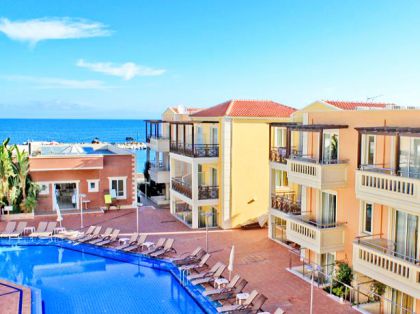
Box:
13, 145, 30, 202
0, 139, 15, 206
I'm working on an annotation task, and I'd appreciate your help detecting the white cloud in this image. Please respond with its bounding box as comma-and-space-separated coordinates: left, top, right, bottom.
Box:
3, 75, 109, 89
0, 17, 111, 46
76, 59, 166, 80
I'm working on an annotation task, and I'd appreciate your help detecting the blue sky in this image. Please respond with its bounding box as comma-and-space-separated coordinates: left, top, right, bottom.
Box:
1, 0, 420, 118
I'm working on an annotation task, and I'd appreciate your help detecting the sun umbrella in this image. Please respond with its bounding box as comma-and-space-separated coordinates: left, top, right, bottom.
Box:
53, 186, 63, 227
228, 245, 235, 281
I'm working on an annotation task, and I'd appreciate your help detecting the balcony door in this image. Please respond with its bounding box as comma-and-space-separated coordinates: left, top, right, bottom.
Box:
210, 127, 218, 145
196, 126, 203, 145
211, 168, 217, 186
321, 192, 337, 226
362, 135, 376, 166
390, 289, 414, 314
322, 131, 338, 163
274, 128, 285, 147
400, 137, 420, 178
395, 210, 418, 262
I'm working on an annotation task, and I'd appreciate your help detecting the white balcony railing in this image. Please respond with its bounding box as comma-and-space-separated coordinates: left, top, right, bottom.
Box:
355, 169, 420, 212
148, 137, 170, 152
286, 158, 348, 190
353, 238, 420, 298
285, 216, 345, 254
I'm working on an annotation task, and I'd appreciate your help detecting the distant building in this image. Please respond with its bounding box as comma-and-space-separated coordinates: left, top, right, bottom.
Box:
29, 143, 136, 213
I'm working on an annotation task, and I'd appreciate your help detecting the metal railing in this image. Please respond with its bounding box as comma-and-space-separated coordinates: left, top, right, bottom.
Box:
171, 178, 192, 198
271, 194, 301, 215
355, 234, 420, 265
170, 142, 219, 158
292, 215, 346, 229
360, 163, 420, 179
198, 185, 219, 200
290, 152, 348, 165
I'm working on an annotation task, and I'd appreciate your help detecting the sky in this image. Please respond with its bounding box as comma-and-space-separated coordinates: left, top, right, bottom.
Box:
1, 0, 420, 119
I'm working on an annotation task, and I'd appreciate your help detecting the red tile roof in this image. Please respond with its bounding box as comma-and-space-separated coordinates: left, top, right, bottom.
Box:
323, 100, 392, 110
191, 100, 296, 118
170, 107, 201, 114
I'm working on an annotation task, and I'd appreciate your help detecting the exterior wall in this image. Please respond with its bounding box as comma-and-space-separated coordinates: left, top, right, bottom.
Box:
31, 154, 135, 212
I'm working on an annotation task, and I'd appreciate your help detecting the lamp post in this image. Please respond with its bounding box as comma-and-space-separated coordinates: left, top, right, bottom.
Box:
200, 211, 213, 252
307, 264, 321, 314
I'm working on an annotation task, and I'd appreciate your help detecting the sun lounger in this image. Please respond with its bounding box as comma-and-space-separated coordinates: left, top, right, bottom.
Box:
89, 227, 113, 244
210, 278, 248, 302
77, 226, 102, 242
172, 247, 205, 266
149, 238, 176, 258
140, 238, 166, 255
31, 222, 57, 237
3, 221, 28, 238
273, 308, 285, 314
191, 263, 226, 286
0, 221, 27, 238
122, 234, 148, 252
179, 253, 210, 272
187, 262, 222, 281
114, 233, 138, 250
0, 221, 17, 238
62, 225, 96, 240
229, 293, 268, 314
203, 274, 241, 297
28, 221, 48, 237
216, 290, 259, 313
95, 229, 120, 247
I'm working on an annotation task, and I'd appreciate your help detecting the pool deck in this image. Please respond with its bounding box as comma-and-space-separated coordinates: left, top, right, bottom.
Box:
0, 280, 31, 314
0, 204, 358, 314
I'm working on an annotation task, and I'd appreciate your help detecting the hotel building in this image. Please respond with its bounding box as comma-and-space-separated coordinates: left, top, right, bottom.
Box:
268, 100, 420, 313
29, 143, 136, 213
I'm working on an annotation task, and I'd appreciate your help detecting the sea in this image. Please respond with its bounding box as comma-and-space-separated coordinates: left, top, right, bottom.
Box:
0, 119, 147, 172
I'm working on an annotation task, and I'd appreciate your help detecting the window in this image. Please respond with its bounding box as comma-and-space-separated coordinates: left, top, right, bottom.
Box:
365, 135, 376, 165
321, 192, 337, 225
362, 203, 373, 234
38, 182, 49, 195
109, 177, 126, 199
87, 179, 99, 193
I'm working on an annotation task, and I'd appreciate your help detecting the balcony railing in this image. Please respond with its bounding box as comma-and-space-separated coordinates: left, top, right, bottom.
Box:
171, 178, 192, 198
286, 216, 346, 254
198, 185, 219, 200
149, 160, 169, 171
271, 194, 301, 215
353, 235, 420, 298
170, 142, 219, 158
270, 147, 288, 164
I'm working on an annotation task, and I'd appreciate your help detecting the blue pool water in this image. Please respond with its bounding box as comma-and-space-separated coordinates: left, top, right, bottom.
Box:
0, 239, 213, 314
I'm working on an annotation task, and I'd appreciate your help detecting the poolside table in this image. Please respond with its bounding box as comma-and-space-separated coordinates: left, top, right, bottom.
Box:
236, 292, 249, 305
23, 226, 35, 236
54, 227, 66, 234
214, 278, 229, 289
142, 241, 155, 249
119, 237, 130, 245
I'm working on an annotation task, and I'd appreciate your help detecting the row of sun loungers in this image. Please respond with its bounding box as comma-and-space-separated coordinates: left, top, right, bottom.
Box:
0, 221, 58, 238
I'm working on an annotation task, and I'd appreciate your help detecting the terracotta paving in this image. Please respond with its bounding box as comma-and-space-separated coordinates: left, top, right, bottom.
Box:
0, 205, 358, 314
0, 280, 31, 314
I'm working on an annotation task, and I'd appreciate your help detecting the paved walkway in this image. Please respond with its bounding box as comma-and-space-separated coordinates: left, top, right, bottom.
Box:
0, 280, 31, 314
0, 205, 357, 314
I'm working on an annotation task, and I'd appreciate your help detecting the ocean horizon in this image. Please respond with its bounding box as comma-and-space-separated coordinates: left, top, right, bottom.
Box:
0, 118, 148, 172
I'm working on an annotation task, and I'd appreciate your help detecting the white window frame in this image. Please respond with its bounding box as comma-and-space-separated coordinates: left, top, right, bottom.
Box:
37, 182, 50, 195
87, 179, 100, 193
362, 134, 376, 165
361, 202, 373, 235
108, 177, 127, 199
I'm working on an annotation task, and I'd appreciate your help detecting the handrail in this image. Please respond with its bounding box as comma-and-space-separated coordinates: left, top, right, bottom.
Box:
289, 154, 348, 165
291, 215, 346, 229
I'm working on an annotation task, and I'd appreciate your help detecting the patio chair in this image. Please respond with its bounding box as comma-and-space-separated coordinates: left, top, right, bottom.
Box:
89, 227, 113, 244
216, 290, 259, 313
28, 221, 48, 237
96, 229, 120, 247
149, 238, 177, 258
103, 194, 120, 211
203, 274, 241, 297
191, 263, 226, 286
172, 247, 205, 266
187, 262, 223, 281
210, 278, 248, 302
114, 233, 138, 250
3, 221, 27, 238
77, 226, 102, 242
179, 253, 210, 272
31, 222, 57, 237
122, 234, 148, 252
0, 221, 18, 238
141, 238, 166, 255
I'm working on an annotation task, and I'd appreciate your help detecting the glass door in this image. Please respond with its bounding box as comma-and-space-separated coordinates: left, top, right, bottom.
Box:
210, 127, 218, 145
363, 135, 376, 166
321, 192, 337, 227
323, 132, 338, 163
391, 289, 414, 314
395, 210, 418, 262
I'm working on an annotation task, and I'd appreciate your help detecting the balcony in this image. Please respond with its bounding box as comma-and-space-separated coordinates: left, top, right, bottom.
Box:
171, 178, 192, 199
285, 216, 345, 254
198, 185, 219, 200
353, 236, 420, 298
271, 194, 301, 215
147, 136, 170, 152
170, 142, 219, 158
355, 167, 420, 212
149, 162, 170, 184
286, 156, 348, 190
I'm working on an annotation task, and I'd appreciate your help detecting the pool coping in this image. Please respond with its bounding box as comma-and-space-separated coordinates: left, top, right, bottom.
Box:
0, 238, 218, 314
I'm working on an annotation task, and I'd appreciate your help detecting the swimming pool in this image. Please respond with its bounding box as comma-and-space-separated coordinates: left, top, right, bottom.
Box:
0, 239, 216, 314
